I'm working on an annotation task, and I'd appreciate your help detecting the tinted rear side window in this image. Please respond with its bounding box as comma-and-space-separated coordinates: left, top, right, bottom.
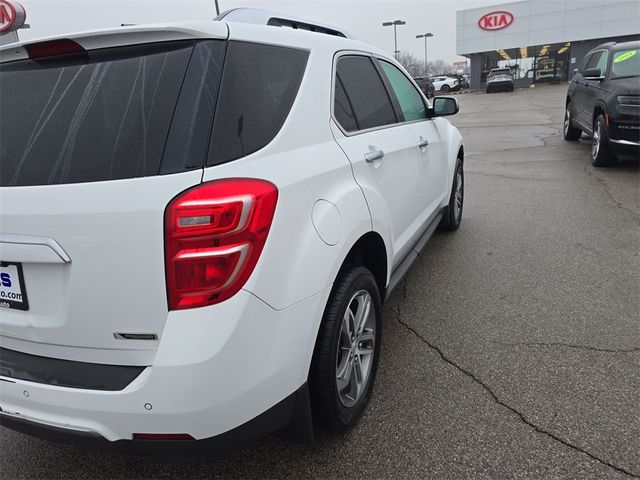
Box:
0, 41, 201, 187
207, 42, 309, 166
335, 56, 397, 131
334, 76, 359, 132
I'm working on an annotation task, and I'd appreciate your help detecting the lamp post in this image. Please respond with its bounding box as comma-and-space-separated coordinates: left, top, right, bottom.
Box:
382, 20, 406, 59
416, 33, 434, 77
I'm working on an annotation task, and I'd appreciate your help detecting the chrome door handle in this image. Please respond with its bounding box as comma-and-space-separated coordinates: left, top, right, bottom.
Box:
418, 137, 429, 148
365, 148, 384, 163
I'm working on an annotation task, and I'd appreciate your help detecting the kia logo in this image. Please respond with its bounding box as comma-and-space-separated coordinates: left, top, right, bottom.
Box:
478, 11, 514, 31
0, 0, 26, 33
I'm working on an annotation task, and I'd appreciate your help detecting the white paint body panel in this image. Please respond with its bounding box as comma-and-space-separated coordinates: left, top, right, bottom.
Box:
0, 171, 203, 365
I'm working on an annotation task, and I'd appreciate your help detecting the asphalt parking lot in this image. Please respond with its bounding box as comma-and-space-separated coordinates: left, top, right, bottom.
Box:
1, 84, 638, 479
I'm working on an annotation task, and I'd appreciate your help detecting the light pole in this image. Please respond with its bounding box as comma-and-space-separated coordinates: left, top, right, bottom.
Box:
416, 33, 433, 77
382, 20, 406, 59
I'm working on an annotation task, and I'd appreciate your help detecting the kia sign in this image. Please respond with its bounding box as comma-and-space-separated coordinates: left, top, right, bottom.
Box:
478, 11, 514, 31
0, 0, 26, 33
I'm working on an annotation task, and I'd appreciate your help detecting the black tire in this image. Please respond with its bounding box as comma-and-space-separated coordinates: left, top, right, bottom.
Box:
309, 266, 382, 433
486, 87, 492, 94
439, 158, 464, 231
591, 114, 616, 167
441, 84, 450, 93
563, 102, 582, 140
509, 85, 514, 92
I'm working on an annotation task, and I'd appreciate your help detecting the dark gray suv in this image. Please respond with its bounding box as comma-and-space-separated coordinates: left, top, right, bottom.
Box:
564, 41, 640, 167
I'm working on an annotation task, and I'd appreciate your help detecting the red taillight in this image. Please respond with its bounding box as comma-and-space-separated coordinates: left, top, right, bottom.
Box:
25, 39, 86, 59
165, 179, 278, 310
133, 433, 194, 441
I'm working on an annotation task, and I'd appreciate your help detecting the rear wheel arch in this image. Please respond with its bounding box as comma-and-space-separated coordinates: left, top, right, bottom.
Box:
338, 232, 388, 300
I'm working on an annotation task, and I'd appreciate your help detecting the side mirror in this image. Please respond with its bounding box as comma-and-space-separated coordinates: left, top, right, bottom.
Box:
573, 68, 578, 77
583, 68, 603, 80
432, 97, 459, 117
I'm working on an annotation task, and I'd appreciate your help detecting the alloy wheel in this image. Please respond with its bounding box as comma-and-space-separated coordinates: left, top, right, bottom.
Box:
336, 290, 376, 408
454, 167, 464, 222
592, 122, 601, 159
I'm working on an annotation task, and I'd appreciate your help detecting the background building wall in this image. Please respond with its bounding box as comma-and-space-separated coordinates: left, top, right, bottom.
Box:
457, 0, 640, 56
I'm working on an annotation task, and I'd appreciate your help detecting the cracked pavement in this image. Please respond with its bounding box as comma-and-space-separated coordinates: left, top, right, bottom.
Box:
1, 85, 638, 479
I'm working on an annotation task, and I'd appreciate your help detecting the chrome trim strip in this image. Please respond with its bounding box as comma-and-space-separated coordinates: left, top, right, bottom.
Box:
610, 138, 640, 146
0, 233, 71, 264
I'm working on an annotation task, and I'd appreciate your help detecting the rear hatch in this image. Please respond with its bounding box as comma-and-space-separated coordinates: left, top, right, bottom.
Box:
488, 69, 512, 83
0, 28, 227, 365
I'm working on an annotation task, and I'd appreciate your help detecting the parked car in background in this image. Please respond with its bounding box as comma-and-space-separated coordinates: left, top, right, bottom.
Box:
431, 75, 460, 93
535, 58, 556, 82
564, 41, 640, 167
413, 76, 435, 98
0, 9, 465, 451
447, 74, 468, 90
486, 68, 514, 93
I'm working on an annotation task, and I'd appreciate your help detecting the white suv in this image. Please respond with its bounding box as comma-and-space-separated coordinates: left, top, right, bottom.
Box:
0, 9, 464, 451
431, 75, 460, 93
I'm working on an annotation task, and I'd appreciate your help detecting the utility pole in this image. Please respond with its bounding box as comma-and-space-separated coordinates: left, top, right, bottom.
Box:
382, 20, 406, 60
416, 33, 433, 77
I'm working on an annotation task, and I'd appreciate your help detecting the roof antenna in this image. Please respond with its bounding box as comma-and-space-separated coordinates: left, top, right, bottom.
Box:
214, 0, 220, 16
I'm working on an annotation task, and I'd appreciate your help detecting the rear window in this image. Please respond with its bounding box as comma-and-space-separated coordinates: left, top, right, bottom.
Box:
207, 41, 309, 166
0, 42, 206, 187
489, 69, 511, 77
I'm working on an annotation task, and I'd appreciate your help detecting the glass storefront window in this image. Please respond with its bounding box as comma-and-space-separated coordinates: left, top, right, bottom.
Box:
480, 42, 571, 87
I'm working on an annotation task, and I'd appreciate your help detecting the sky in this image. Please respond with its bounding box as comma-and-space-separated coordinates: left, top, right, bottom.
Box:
14, 0, 516, 62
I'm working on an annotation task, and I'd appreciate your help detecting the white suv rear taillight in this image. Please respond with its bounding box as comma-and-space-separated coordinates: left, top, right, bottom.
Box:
164, 179, 278, 310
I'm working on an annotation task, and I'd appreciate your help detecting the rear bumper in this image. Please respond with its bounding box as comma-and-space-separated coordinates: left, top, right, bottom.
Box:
486, 81, 513, 91
0, 382, 312, 455
0, 287, 329, 446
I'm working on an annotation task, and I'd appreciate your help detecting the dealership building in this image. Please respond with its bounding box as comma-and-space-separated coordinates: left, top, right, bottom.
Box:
457, 0, 640, 90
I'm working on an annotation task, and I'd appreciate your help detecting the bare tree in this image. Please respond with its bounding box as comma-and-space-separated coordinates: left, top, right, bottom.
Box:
396, 51, 425, 78
429, 59, 454, 75
396, 51, 455, 78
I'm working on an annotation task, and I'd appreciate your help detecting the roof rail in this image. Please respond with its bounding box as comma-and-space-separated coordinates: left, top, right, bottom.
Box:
214, 8, 354, 39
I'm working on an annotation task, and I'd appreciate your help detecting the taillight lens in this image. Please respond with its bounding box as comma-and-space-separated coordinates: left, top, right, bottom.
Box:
165, 179, 278, 310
